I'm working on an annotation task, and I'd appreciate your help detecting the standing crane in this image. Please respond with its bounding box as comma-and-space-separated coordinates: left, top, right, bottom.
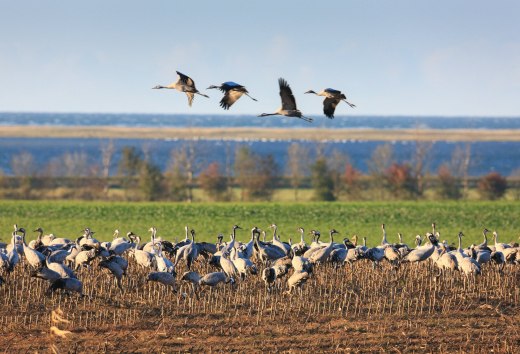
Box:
258, 78, 313, 123
304, 88, 355, 118
17, 227, 46, 268
153, 71, 209, 107
207, 81, 257, 110
309, 229, 339, 264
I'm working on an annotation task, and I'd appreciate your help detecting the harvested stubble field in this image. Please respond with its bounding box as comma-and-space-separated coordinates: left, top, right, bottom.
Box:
1, 254, 519, 352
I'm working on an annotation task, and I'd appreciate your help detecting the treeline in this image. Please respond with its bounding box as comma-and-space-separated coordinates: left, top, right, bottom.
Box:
1, 141, 519, 201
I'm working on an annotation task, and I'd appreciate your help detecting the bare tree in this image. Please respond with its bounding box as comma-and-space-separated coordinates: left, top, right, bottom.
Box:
450, 143, 472, 199
165, 142, 202, 202
10, 151, 36, 198
166, 147, 189, 202
367, 143, 394, 198
100, 140, 115, 197
286, 142, 309, 201
328, 148, 350, 200
411, 140, 434, 196
63, 152, 89, 177
11, 151, 36, 177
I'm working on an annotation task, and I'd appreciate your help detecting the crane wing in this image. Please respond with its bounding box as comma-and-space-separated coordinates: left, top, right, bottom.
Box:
323, 98, 339, 119
185, 92, 195, 107
176, 71, 195, 87
220, 90, 244, 110
278, 78, 297, 111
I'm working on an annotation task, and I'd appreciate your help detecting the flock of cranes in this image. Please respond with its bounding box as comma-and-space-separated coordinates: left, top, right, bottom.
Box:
1, 223, 519, 297
153, 71, 356, 122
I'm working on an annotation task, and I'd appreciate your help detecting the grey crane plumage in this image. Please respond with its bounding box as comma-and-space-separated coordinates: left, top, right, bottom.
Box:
99, 258, 125, 291
230, 248, 257, 280
30, 267, 62, 283
254, 233, 286, 264
309, 229, 339, 264
154, 241, 175, 274
285, 271, 310, 295
269, 224, 291, 255
402, 233, 439, 263
207, 81, 257, 110
259, 78, 313, 123
47, 259, 77, 279
305, 88, 355, 119
219, 251, 239, 278
329, 238, 356, 268
33, 227, 55, 246
433, 244, 458, 271
181, 271, 201, 298
132, 236, 154, 268
199, 272, 234, 287
146, 271, 177, 292
5, 232, 20, 272
153, 71, 209, 107
291, 227, 309, 256
47, 277, 84, 297
174, 228, 199, 270
18, 227, 46, 268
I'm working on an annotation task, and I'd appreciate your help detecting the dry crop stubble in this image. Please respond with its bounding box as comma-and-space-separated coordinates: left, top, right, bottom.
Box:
0, 253, 518, 352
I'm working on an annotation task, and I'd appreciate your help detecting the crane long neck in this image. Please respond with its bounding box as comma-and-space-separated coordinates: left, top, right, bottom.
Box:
458, 235, 463, 252
300, 229, 305, 243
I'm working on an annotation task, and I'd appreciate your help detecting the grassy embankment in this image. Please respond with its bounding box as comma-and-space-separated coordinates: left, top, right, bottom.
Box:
1, 200, 519, 246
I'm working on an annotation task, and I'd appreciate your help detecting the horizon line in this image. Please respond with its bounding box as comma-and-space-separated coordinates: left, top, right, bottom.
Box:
1, 111, 520, 119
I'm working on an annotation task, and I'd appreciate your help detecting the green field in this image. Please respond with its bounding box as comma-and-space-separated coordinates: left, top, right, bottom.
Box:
1, 200, 519, 247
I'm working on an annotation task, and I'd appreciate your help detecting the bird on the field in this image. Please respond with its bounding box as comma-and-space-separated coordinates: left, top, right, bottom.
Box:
285, 271, 310, 294
146, 271, 177, 292
207, 81, 257, 110
47, 278, 84, 297
309, 229, 339, 264
99, 258, 125, 291
18, 227, 46, 268
402, 233, 438, 263
305, 88, 355, 118
199, 272, 234, 287
261, 267, 276, 291
153, 71, 209, 107
258, 78, 312, 123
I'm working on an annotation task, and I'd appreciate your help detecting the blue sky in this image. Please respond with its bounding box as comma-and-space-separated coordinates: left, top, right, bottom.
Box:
1, 1, 519, 117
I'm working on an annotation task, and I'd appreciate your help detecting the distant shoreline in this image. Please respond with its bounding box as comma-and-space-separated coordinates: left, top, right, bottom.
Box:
1, 125, 520, 142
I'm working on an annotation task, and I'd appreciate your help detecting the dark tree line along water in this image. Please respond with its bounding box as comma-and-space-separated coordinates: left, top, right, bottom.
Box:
1, 140, 518, 202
